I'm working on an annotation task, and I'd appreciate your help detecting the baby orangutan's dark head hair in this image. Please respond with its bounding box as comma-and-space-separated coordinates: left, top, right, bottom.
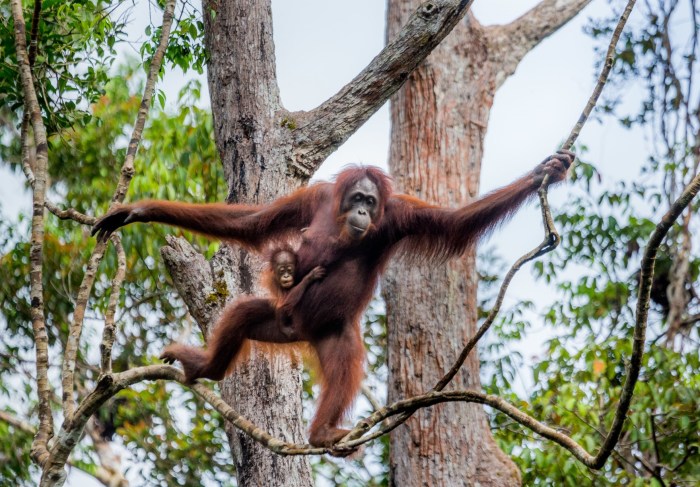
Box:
264, 243, 298, 291
265, 243, 298, 268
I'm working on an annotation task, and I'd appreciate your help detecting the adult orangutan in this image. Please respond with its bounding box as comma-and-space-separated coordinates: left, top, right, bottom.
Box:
92, 150, 574, 447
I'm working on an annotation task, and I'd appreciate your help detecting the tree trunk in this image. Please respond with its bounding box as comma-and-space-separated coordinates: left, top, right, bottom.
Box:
163, 1, 313, 485
383, 0, 592, 483
383, 8, 521, 486
160, 0, 590, 483
161, 0, 475, 483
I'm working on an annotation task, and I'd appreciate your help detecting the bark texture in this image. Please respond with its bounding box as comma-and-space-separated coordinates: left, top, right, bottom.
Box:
162, 1, 474, 484
383, 1, 591, 485
384, 9, 520, 486
163, 1, 313, 485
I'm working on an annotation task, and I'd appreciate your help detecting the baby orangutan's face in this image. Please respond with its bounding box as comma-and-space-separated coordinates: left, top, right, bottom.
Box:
274, 251, 295, 289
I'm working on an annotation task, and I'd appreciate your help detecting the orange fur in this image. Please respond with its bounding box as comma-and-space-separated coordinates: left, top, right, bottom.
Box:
143, 157, 574, 448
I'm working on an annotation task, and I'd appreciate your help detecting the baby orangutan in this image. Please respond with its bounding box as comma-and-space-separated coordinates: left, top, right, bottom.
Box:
160, 245, 325, 383
265, 245, 325, 339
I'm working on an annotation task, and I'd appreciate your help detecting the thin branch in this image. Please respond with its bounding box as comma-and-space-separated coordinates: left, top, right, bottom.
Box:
669, 445, 697, 472
561, 0, 638, 150
61, 241, 109, 419
44, 366, 599, 462
0, 410, 35, 434
10, 0, 53, 466
21, 0, 42, 186
45, 200, 96, 225
42, 366, 186, 484
61, 0, 177, 424
680, 312, 700, 326
290, 0, 474, 178
360, 384, 383, 412
634, 454, 667, 487
100, 235, 126, 374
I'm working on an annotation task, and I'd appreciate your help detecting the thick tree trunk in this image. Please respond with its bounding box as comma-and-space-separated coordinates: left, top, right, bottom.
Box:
161, 1, 313, 485
383, 6, 519, 487
383, 0, 592, 484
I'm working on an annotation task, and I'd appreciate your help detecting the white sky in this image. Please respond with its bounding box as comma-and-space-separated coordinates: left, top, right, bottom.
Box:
0, 1, 651, 485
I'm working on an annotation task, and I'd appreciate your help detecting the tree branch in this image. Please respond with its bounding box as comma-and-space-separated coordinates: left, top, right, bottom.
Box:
61, 240, 109, 420
290, 0, 474, 178
0, 410, 127, 487
100, 235, 126, 374
360, 384, 383, 412
0, 410, 35, 434
487, 0, 593, 87
61, 0, 176, 425
45, 200, 96, 225
10, 0, 53, 466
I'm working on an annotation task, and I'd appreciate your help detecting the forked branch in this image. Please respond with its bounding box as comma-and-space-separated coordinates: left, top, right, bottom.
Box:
291, 0, 475, 177
30, 1, 177, 484
60, 0, 177, 423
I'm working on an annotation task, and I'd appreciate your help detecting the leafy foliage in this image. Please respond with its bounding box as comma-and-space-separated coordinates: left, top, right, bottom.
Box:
0, 62, 232, 483
480, 2, 700, 484
0, 0, 123, 134
484, 160, 700, 485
